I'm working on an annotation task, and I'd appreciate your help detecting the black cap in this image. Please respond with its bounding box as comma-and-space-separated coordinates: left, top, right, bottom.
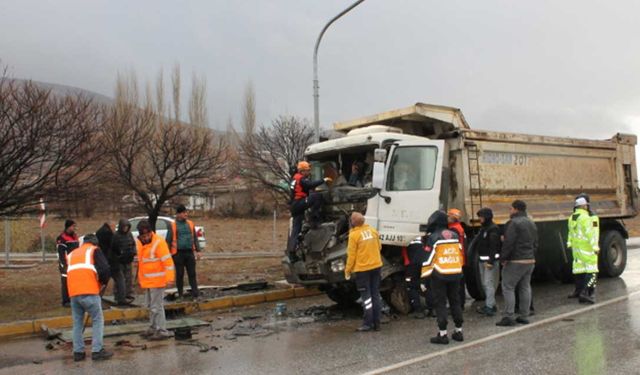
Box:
512, 200, 527, 211
176, 204, 187, 214
137, 219, 152, 234
83, 233, 99, 245
476, 207, 494, 220
65, 219, 76, 229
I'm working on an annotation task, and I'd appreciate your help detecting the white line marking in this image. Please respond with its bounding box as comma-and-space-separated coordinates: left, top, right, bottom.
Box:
362, 289, 640, 375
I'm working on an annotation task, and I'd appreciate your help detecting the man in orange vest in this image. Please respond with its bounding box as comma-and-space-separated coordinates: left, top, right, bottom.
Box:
136, 220, 176, 340
447, 208, 467, 311
66, 234, 112, 362
344, 212, 383, 332
420, 210, 465, 344
166, 204, 202, 300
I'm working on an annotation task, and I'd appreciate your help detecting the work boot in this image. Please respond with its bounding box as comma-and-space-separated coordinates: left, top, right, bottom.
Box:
410, 311, 427, 319
568, 290, 580, 298
139, 327, 155, 338
425, 309, 436, 318
515, 317, 530, 325
430, 333, 449, 345
91, 349, 113, 361
578, 292, 595, 304
495, 317, 517, 327
373, 322, 380, 331
476, 306, 496, 316
356, 325, 373, 332
149, 330, 173, 340
73, 352, 86, 362
451, 330, 464, 342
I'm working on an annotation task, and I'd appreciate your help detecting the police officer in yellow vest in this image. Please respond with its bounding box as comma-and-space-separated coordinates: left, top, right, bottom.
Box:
567, 196, 599, 304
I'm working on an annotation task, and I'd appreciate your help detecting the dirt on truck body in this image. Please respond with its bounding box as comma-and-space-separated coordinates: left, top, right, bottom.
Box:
283, 103, 639, 312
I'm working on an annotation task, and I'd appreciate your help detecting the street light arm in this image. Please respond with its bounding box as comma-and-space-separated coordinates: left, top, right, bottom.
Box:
313, 0, 366, 142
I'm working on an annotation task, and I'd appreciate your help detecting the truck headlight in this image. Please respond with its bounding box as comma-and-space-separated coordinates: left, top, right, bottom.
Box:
330, 259, 345, 273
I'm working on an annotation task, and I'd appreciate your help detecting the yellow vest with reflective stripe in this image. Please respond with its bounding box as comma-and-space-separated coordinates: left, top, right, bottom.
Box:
567, 208, 599, 274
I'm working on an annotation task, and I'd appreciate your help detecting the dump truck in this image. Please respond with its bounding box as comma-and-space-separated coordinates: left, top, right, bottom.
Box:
282, 103, 639, 313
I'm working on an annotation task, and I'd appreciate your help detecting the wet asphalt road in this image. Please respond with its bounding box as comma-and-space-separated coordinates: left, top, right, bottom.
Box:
3, 251, 640, 374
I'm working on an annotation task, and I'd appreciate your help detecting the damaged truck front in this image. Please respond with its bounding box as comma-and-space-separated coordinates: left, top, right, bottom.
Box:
283, 103, 639, 314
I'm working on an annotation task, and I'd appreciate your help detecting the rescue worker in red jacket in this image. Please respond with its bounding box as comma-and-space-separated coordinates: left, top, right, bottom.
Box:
421, 210, 465, 344
57, 219, 80, 307
287, 161, 331, 261
166, 205, 202, 300
447, 208, 467, 311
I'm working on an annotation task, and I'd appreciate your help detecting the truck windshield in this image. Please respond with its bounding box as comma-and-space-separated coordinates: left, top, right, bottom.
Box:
387, 146, 438, 191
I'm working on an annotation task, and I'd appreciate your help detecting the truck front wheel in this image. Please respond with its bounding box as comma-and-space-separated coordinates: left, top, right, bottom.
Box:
599, 230, 627, 277
381, 274, 411, 314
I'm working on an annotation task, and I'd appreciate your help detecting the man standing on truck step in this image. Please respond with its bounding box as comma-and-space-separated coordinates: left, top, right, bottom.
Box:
167, 204, 202, 301
475, 208, 501, 316
287, 161, 332, 261
67, 234, 112, 361
421, 210, 464, 344
567, 197, 599, 304
496, 200, 538, 326
447, 208, 467, 311
345, 212, 383, 332
136, 220, 175, 340
57, 219, 80, 307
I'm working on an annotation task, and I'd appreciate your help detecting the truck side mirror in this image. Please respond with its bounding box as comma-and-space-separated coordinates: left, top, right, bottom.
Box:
372, 161, 385, 190
374, 148, 387, 162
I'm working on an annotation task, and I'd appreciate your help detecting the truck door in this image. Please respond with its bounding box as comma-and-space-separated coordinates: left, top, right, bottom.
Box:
376, 140, 445, 246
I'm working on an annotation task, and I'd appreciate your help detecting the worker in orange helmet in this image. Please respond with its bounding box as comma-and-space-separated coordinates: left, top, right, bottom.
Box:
447, 208, 467, 311
287, 161, 332, 262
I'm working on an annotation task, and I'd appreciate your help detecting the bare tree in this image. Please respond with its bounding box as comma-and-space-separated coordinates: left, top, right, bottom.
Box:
104, 68, 227, 229
238, 114, 315, 205
0, 74, 106, 216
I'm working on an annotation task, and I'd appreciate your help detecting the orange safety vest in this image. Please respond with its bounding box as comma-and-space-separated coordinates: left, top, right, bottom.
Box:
421, 239, 464, 278
137, 232, 175, 288
66, 243, 100, 297
170, 219, 196, 255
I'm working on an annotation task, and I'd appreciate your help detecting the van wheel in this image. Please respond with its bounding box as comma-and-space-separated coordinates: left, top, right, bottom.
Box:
599, 230, 627, 277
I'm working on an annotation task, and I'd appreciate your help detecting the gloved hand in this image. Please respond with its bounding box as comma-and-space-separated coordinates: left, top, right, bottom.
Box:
484, 262, 493, 270
324, 177, 333, 183
344, 272, 351, 280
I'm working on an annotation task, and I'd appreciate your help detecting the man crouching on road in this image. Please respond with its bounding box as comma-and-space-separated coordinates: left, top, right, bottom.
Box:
345, 212, 383, 332
136, 220, 175, 340
420, 210, 464, 344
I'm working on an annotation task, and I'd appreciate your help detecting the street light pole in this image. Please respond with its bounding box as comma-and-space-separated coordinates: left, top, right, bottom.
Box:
313, 0, 366, 142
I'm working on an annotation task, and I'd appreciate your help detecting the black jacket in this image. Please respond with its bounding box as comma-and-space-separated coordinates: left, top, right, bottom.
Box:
501, 211, 538, 261
111, 218, 136, 264
92, 248, 111, 285
475, 221, 501, 263
96, 223, 115, 263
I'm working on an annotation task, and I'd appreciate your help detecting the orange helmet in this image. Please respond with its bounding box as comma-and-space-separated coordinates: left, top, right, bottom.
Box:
297, 161, 311, 171
447, 208, 463, 220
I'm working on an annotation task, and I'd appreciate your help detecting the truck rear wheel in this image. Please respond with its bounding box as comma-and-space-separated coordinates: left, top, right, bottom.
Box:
599, 230, 627, 277
464, 238, 486, 301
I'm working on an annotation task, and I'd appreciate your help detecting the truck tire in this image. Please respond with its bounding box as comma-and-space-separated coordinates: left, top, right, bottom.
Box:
325, 287, 359, 307
599, 230, 627, 277
381, 274, 411, 314
464, 237, 485, 301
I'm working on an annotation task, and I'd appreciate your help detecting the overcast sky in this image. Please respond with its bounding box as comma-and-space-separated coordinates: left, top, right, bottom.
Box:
2, 0, 640, 151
